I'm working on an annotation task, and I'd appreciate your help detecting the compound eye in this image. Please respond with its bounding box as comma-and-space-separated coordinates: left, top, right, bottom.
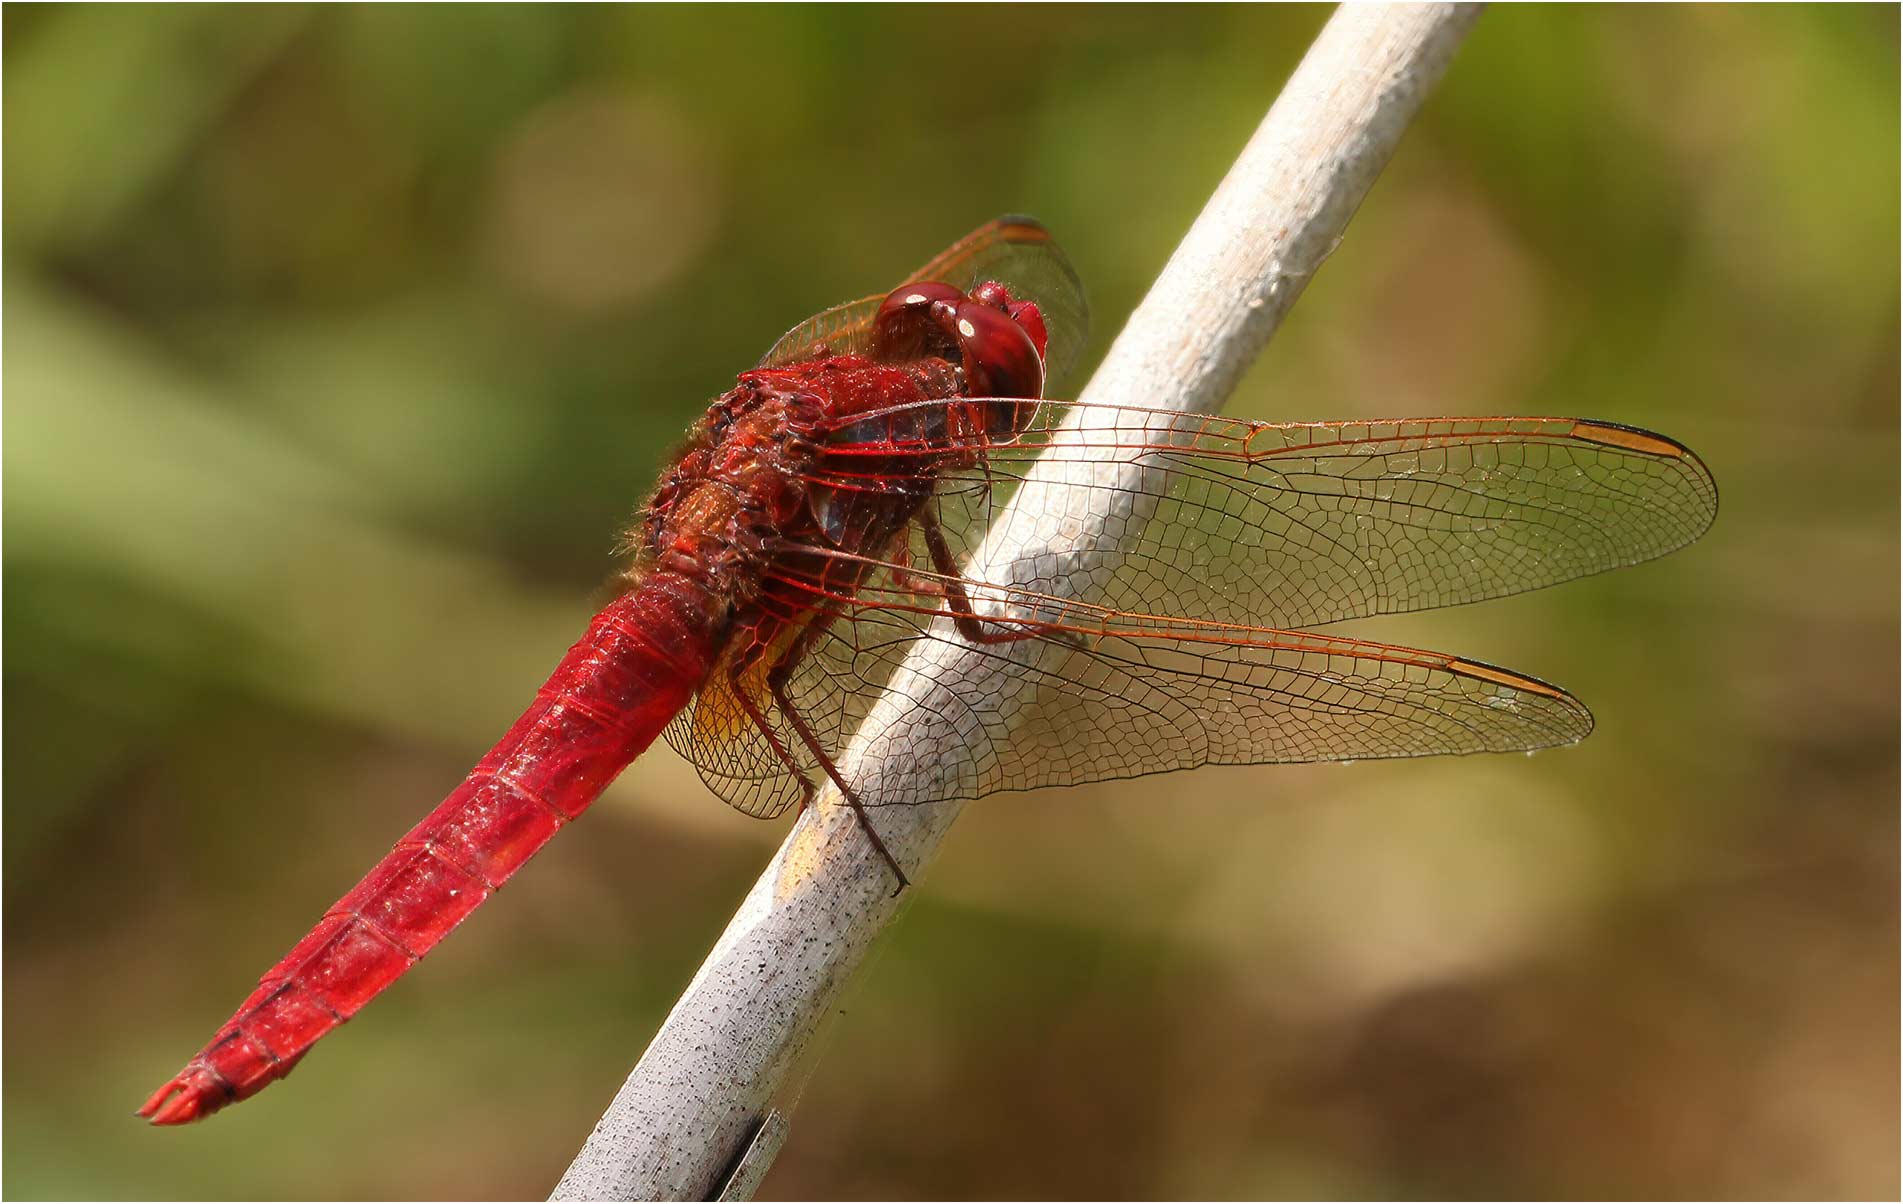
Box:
967, 281, 1051, 366
1003, 299, 1049, 363
948, 298, 1045, 401
871, 281, 967, 362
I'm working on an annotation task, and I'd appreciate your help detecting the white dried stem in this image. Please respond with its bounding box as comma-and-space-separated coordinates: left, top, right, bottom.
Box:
551, 5, 1483, 1199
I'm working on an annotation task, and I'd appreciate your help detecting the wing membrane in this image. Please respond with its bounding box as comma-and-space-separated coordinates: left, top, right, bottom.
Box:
674, 552, 1592, 810
817, 405, 1719, 632
662, 643, 808, 820
669, 407, 1712, 816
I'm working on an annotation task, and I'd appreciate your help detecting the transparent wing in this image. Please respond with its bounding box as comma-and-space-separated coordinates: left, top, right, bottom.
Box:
675, 553, 1593, 810
756, 294, 882, 368
816, 405, 1719, 631
758, 216, 1090, 387
667, 406, 1714, 817
664, 599, 914, 819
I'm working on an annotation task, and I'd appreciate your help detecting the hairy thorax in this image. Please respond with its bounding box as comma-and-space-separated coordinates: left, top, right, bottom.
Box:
632, 355, 964, 621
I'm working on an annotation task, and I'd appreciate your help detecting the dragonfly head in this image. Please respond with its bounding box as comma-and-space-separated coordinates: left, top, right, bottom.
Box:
872, 279, 1047, 409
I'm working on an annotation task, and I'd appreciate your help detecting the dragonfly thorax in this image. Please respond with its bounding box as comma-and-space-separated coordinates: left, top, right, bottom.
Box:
634, 355, 970, 617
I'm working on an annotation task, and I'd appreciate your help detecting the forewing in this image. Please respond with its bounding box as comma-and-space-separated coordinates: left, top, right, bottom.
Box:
758, 216, 1089, 386
820, 406, 1718, 632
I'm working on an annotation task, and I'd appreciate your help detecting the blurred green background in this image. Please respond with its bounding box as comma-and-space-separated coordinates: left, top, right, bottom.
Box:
5, 4, 1896, 1199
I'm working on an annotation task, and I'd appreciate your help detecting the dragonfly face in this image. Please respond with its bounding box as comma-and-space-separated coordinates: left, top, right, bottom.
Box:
873, 278, 1048, 417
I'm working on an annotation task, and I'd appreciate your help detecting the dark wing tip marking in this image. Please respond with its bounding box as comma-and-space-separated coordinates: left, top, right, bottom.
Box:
1448, 657, 1568, 700
982, 214, 1053, 245
1569, 420, 1689, 459
1449, 656, 1595, 747
1568, 418, 1720, 539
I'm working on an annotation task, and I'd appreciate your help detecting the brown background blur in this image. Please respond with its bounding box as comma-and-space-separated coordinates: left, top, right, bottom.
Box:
5, 5, 1897, 1199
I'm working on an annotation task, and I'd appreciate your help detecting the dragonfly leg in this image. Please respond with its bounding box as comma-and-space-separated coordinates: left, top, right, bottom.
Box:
762, 613, 910, 893
883, 540, 957, 601
917, 507, 1050, 647
725, 637, 821, 816
877, 540, 938, 598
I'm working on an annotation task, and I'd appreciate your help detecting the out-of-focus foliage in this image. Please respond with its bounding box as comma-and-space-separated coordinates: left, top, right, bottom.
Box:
4, 5, 1896, 1199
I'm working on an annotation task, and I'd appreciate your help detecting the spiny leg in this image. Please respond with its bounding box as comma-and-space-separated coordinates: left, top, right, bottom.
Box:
725, 635, 822, 817
881, 538, 948, 601
964, 399, 1048, 530
916, 506, 1052, 648
762, 607, 909, 892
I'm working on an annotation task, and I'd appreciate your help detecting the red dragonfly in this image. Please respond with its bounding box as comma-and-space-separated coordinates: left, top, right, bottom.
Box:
142, 217, 1717, 1125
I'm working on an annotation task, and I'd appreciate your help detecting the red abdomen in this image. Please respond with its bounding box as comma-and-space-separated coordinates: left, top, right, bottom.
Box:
140, 575, 721, 1124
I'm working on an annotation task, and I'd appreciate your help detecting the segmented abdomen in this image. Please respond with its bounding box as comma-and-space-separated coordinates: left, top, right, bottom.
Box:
140, 576, 721, 1123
